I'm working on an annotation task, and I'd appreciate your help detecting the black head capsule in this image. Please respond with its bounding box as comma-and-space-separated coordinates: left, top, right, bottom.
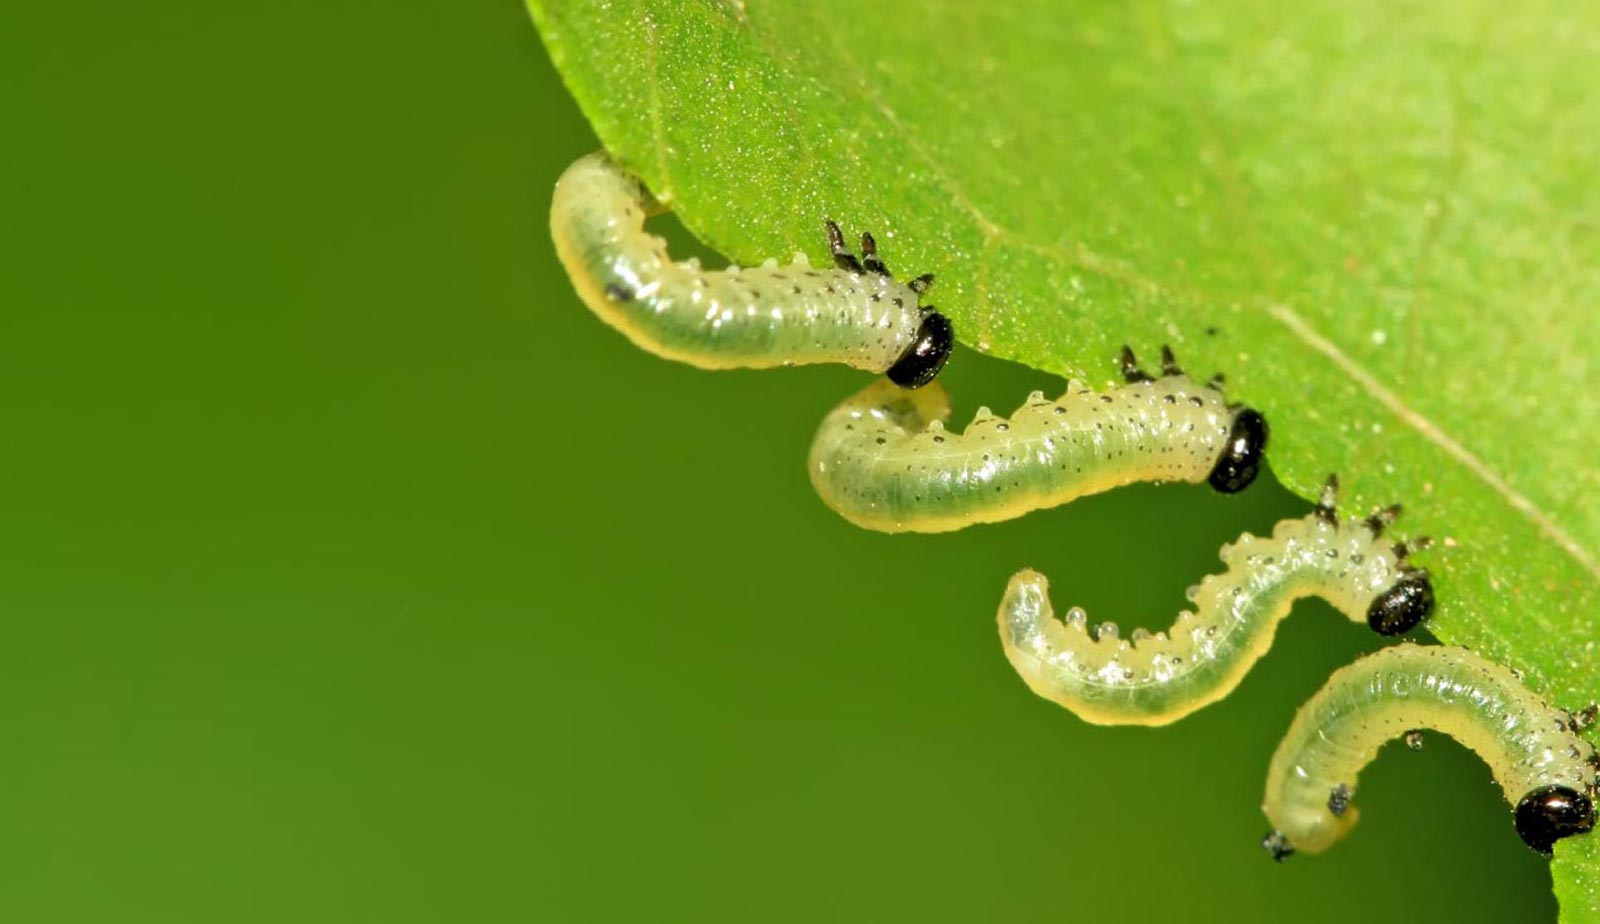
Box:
885, 310, 954, 389
1207, 407, 1268, 493
1514, 785, 1595, 855
1365, 573, 1435, 635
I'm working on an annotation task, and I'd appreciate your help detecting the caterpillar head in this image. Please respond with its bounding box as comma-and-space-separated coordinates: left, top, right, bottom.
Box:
1365, 572, 1435, 636
1515, 785, 1596, 855
886, 310, 954, 389
1317, 484, 1435, 636
1365, 529, 1434, 636
1207, 407, 1269, 493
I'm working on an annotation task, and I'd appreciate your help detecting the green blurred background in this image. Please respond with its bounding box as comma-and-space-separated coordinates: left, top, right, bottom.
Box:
1, 1, 1557, 920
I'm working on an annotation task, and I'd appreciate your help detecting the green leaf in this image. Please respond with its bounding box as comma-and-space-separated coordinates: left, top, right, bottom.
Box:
1558, 835, 1600, 924
528, 0, 1600, 914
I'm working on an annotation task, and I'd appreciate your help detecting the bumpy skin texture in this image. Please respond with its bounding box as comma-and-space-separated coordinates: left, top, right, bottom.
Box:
998, 507, 1430, 726
1262, 643, 1598, 857
809, 366, 1254, 534
551, 152, 946, 377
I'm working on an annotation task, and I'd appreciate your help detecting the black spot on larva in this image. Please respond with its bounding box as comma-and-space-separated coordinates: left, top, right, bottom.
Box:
604, 282, 635, 302
1515, 786, 1595, 855
886, 311, 954, 389
1206, 407, 1268, 493
1261, 830, 1295, 862
1365, 574, 1434, 635
1327, 783, 1352, 817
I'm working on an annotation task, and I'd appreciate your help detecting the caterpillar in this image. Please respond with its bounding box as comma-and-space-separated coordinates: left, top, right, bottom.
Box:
996, 476, 1435, 726
1261, 643, 1598, 859
550, 151, 954, 387
808, 346, 1267, 533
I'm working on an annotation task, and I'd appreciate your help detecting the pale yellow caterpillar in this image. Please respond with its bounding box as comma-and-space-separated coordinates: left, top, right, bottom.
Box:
998, 476, 1434, 726
1261, 643, 1597, 859
551, 152, 953, 387
808, 347, 1267, 533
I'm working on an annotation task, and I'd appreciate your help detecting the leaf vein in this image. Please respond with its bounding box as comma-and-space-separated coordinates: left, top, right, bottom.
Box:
1267, 302, 1600, 584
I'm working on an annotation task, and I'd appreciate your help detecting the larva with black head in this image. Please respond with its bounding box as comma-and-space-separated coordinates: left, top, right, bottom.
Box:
808, 346, 1267, 533
998, 476, 1435, 726
551, 152, 953, 387
1261, 643, 1597, 860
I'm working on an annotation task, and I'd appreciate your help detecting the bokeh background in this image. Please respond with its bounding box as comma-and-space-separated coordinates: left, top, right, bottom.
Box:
3, 1, 1558, 920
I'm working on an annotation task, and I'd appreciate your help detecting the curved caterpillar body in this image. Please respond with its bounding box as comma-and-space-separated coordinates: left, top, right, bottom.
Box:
997, 477, 1435, 726
1261, 643, 1597, 859
551, 152, 953, 387
808, 347, 1268, 533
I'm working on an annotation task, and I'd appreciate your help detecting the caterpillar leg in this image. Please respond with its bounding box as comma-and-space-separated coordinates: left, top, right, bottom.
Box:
825, 221, 871, 274
550, 151, 953, 385
823, 220, 935, 287
1261, 644, 1597, 858
809, 346, 1268, 533
998, 484, 1434, 726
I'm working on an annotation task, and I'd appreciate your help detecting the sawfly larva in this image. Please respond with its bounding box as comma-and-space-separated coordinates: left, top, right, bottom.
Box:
998, 476, 1435, 726
808, 346, 1267, 533
551, 151, 953, 387
1261, 643, 1597, 859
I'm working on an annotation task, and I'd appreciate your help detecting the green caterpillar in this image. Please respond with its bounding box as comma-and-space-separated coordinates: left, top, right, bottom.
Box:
1262, 643, 1597, 859
551, 152, 953, 387
808, 347, 1267, 533
998, 476, 1434, 726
